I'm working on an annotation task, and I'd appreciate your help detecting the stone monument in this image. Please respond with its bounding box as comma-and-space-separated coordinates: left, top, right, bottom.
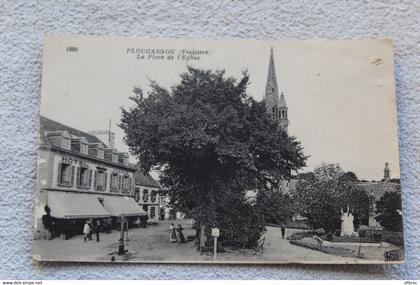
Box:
340, 206, 356, 236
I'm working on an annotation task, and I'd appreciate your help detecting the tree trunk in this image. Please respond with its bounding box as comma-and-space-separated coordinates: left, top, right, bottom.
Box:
199, 223, 207, 254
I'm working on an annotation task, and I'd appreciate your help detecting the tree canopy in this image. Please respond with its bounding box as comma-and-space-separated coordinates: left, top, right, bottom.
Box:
291, 163, 369, 233
375, 191, 403, 232
120, 67, 307, 247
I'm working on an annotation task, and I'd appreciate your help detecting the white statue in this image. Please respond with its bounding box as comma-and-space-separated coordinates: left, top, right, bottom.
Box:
340, 205, 355, 236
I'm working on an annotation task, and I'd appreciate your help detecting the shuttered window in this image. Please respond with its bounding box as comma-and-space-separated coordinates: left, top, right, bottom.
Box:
88, 169, 93, 189
57, 163, 72, 186
122, 175, 130, 193
77, 167, 90, 189
95, 169, 107, 191
111, 173, 119, 192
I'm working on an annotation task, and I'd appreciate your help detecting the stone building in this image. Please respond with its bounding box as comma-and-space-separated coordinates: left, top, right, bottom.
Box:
34, 116, 146, 239
134, 171, 161, 224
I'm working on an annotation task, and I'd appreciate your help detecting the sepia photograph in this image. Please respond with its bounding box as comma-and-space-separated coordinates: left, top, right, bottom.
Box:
32, 35, 403, 264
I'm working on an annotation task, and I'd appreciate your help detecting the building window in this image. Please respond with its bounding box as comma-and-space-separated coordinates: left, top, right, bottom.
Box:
57, 163, 74, 186
122, 175, 130, 193
143, 189, 149, 202
112, 153, 118, 163
110, 173, 119, 191
97, 148, 104, 159
111, 173, 120, 191
80, 143, 88, 155
150, 206, 156, 219
61, 137, 71, 150
150, 190, 157, 203
94, 169, 107, 191
77, 167, 91, 189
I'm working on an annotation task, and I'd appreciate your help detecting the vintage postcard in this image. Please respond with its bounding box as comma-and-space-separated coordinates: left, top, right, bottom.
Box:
33, 35, 403, 264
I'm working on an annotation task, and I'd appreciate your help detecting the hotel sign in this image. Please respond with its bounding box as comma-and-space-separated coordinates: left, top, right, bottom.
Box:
62, 156, 88, 167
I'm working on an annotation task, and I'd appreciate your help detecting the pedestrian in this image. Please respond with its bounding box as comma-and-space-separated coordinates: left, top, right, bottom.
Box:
169, 223, 177, 243
94, 220, 101, 242
177, 224, 186, 243
83, 220, 90, 242
88, 219, 93, 240
280, 225, 286, 239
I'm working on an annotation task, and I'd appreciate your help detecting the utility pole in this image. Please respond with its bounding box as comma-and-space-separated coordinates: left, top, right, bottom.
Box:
118, 214, 125, 255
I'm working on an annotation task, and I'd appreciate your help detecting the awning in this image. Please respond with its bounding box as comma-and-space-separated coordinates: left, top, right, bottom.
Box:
102, 195, 147, 217
46, 191, 110, 219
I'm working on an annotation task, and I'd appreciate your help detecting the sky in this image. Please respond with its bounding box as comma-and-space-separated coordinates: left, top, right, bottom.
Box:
40, 35, 400, 181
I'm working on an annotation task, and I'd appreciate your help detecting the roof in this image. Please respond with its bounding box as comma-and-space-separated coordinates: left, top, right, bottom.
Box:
134, 170, 161, 188
39, 116, 105, 146
357, 181, 400, 200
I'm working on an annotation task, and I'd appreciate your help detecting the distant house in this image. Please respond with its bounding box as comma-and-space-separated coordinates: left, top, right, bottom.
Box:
134, 171, 161, 224
159, 187, 184, 220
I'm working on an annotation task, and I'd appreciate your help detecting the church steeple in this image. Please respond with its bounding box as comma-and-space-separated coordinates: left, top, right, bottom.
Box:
264, 47, 289, 133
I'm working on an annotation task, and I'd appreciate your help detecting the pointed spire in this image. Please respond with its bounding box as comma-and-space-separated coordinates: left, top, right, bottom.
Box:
279, 92, 287, 108
264, 47, 289, 133
264, 47, 280, 107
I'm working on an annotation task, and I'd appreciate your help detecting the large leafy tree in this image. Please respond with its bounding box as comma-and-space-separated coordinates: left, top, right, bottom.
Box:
375, 191, 403, 232
292, 163, 369, 233
120, 67, 306, 247
257, 190, 294, 225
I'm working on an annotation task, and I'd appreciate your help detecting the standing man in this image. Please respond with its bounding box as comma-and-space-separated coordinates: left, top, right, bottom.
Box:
94, 220, 101, 242
280, 225, 286, 239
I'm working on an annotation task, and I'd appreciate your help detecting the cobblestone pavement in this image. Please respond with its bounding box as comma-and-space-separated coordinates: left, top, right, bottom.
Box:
33, 220, 359, 263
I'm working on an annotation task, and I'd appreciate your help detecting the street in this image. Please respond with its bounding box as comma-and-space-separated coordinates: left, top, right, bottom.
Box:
33, 220, 359, 263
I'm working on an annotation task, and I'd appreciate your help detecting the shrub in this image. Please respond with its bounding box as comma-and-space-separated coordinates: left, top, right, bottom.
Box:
384, 248, 404, 261
217, 198, 265, 248
358, 228, 367, 238
314, 228, 326, 235
375, 192, 403, 232
373, 232, 382, 242
334, 230, 341, 237
326, 233, 334, 241
287, 231, 316, 241
382, 230, 404, 246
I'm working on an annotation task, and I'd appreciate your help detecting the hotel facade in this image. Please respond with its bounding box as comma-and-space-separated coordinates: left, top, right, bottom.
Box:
34, 116, 146, 239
